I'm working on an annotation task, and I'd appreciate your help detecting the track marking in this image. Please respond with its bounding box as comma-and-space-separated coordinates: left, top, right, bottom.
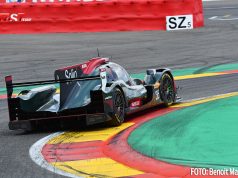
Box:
203, 0, 224, 1
174, 72, 224, 80
224, 14, 231, 18
42, 141, 105, 162
51, 158, 144, 178
47, 122, 134, 144
209, 16, 218, 19
29, 132, 81, 178
205, 7, 238, 10
30, 123, 140, 178
0, 94, 16, 100
103, 92, 238, 177
30, 92, 238, 178
209, 15, 238, 21
173, 92, 238, 107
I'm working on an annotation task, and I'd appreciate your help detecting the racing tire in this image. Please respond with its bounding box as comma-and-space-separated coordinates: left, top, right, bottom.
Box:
108, 88, 125, 126
159, 73, 176, 106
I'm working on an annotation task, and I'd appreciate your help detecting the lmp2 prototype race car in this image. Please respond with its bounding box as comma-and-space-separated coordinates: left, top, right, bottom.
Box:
5, 57, 179, 131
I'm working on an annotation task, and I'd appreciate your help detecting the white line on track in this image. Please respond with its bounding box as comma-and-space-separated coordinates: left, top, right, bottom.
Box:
205, 6, 238, 10
209, 17, 238, 20
202, 0, 238, 10
29, 132, 82, 178
203, 0, 223, 1
181, 92, 238, 103
209, 16, 218, 19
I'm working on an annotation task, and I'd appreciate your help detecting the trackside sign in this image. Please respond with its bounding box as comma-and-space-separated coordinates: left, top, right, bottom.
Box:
0, 13, 32, 22
166, 15, 193, 31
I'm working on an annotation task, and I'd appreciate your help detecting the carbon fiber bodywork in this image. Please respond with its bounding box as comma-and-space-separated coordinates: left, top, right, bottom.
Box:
5, 58, 177, 131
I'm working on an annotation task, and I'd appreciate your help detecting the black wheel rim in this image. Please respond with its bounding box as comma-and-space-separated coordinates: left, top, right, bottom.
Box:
114, 92, 125, 121
161, 76, 175, 103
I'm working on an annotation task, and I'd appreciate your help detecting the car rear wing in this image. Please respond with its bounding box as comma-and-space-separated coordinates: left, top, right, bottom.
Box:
5, 75, 102, 121
5, 75, 101, 97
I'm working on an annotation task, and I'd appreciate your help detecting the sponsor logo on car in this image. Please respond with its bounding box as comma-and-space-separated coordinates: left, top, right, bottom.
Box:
155, 89, 160, 100
81, 64, 87, 69
65, 69, 77, 79
105, 96, 112, 100
130, 99, 142, 107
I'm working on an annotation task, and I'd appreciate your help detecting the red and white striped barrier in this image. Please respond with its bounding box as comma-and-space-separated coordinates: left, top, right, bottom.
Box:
0, 0, 204, 34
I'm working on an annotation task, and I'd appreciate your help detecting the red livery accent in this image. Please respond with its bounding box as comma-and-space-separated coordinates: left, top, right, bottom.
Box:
57, 64, 82, 71
83, 58, 109, 74
57, 57, 108, 75
5, 75, 12, 83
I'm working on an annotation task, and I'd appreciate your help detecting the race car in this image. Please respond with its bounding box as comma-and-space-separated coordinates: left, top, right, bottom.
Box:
5, 57, 179, 131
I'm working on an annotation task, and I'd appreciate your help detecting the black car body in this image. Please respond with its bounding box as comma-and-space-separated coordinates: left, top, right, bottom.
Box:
5, 57, 178, 131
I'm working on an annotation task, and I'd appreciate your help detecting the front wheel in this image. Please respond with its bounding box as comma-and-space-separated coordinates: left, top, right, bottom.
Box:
108, 88, 125, 126
159, 73, 176, 106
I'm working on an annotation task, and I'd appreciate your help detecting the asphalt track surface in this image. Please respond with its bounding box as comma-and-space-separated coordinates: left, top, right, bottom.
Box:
1, 1, 238, 177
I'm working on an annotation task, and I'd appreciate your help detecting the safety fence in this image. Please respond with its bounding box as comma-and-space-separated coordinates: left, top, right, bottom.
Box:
1, 0, 105, 3
0, 0, 204, 34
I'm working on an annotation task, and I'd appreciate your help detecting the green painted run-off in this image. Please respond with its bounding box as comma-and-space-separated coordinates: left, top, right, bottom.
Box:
128, 95, 238, 169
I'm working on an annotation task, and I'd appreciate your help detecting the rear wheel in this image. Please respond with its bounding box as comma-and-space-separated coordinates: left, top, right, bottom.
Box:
108, 88, 125, 126
159, 73, 176, 106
